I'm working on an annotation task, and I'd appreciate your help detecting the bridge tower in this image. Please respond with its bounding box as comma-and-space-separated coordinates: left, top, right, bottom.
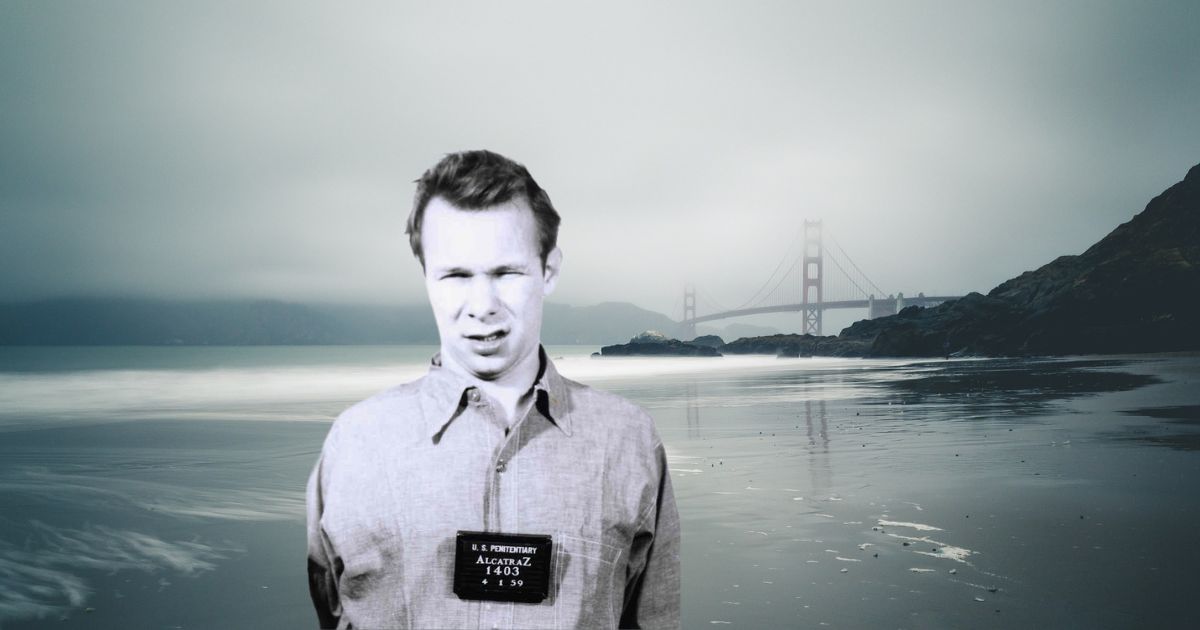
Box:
682, 284, 696, 340
802, 220, 823, 335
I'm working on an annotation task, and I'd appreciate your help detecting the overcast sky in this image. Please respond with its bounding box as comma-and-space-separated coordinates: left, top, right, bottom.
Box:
2, 1, 1197, 331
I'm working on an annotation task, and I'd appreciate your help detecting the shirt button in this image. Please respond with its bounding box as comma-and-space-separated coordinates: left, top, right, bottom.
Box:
468, 389, 481, 403
495, 459, 506, 473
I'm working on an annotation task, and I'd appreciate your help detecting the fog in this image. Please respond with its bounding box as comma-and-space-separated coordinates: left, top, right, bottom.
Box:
2, 1, 1197, 331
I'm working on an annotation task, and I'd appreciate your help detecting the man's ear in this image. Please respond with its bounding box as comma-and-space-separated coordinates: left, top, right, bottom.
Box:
542, 247, 563, 296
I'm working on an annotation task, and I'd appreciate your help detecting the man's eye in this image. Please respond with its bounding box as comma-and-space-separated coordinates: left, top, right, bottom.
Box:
441, 272, 469, 280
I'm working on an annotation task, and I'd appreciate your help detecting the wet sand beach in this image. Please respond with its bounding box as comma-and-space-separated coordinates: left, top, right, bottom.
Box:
1, 348, 1198, 628
625, 356, 1200, 628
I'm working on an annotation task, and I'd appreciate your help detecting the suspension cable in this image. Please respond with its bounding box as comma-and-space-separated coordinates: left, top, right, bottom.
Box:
827, 233, 886, 297
729, 227, 802, 311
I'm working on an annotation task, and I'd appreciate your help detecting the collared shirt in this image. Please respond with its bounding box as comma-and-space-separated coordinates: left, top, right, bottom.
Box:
306, 349, 680, 629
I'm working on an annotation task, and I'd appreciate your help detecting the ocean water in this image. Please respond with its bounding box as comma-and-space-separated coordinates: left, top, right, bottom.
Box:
0, 346, 1198, 628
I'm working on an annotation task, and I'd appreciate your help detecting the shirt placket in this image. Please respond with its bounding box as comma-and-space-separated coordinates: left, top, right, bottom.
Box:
474, 387, 531, 630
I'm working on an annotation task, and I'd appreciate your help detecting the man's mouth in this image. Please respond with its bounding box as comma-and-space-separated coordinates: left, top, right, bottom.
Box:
466, 330, 507, 343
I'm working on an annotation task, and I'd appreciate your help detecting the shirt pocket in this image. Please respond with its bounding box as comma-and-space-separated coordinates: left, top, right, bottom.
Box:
552, 533, 624, 628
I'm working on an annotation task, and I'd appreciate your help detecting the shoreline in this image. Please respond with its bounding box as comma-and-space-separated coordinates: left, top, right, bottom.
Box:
1, 349, 1198, 627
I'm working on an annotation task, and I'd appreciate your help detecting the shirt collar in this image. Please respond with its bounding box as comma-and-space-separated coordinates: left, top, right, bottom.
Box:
421, 346, 573, 441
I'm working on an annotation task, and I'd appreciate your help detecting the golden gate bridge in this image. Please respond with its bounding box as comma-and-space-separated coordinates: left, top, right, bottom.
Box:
680, 220, 962, 338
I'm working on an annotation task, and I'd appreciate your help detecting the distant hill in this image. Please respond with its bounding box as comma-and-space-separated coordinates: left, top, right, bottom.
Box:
831, 161, 1200, 356
542, 302, 685, 344
0, 299, 433, 345
0, 298, 770, 346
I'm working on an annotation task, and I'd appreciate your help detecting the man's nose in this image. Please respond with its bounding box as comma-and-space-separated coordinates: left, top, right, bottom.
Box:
464, 276, 499, 318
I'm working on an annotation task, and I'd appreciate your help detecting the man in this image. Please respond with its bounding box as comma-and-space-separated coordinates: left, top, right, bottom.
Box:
306, 150, 680, 629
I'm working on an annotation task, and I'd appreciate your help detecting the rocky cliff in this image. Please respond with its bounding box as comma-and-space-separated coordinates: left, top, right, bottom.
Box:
734, 162, 1200, 357
862, 163, 1200, 356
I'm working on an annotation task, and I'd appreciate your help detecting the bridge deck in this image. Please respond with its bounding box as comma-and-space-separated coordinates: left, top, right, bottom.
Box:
684, 296, 962, 325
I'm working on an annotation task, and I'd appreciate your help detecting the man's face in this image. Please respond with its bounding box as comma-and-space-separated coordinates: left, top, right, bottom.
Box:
421, 196, 561, 383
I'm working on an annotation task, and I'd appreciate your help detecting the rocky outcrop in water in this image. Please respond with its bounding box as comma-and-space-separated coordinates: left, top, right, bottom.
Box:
598, 331, 722, 356
720, 333, 870, 357
689, 335, 726, 349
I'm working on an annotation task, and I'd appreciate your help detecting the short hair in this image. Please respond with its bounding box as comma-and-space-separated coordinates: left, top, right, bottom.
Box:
407, 150, 561, 267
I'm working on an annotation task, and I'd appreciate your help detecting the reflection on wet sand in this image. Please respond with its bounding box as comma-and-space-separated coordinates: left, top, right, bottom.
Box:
685, 381, 701, 439
1120, 404, 1200, 450
804, 399, 831, 498
873, 357, 1161, 414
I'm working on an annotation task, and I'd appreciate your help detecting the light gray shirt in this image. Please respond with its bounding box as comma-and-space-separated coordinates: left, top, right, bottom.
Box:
306, 349, 680, 629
